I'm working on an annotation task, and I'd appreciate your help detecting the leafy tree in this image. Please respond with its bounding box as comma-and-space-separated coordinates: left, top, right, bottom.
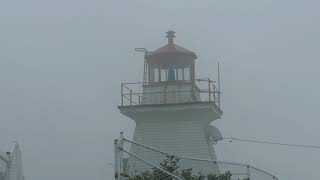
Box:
125, 156, 249, 180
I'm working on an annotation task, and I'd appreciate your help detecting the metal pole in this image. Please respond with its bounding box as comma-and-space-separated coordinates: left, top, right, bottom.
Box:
213, 84, 216, 102
129, 90, 132, 105
208, 78, 211, 101
217, 62, 221, 108
134, 48, 149, 85
164, 86, 167, 104
143, 57, 146, 85
138, 95, 141, 105
247, 165, 251, 179
114, 140, 119, 180
148, 63, 152, 84
121, 84, 124, 106
119, 132, 124, 180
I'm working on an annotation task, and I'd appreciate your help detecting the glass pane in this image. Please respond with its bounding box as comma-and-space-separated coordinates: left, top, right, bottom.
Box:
178, 68, 183, 80
167, 69, 176, 80
184, 67, 190, 81
161, 69, 167, 81
153, 68, 159, 82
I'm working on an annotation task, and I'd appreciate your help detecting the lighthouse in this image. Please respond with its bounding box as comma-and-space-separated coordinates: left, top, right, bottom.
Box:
118, 31, 223, 174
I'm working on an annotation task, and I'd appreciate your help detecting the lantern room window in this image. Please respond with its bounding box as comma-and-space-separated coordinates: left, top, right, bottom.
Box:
153, 67, 159, 82
149, 63, 192, 83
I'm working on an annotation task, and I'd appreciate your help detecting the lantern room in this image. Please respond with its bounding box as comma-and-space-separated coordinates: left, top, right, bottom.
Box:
145, 31, 197, 84
120, 31, 221, 107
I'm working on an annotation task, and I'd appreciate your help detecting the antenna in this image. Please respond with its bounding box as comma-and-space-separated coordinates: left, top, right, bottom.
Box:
135, 48, 148, 85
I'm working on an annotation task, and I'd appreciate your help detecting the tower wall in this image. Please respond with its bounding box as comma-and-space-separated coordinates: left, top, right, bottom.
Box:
124, 105, 221, 175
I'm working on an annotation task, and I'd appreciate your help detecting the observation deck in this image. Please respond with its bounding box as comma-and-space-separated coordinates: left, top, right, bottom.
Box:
119, 78, 221, 108
118, 78, 223, 121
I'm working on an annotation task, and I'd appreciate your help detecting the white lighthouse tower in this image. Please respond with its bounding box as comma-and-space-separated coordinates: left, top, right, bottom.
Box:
118, 31, 223, 174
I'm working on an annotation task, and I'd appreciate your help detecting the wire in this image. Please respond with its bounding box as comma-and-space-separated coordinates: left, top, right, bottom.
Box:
222, 137, 320, 149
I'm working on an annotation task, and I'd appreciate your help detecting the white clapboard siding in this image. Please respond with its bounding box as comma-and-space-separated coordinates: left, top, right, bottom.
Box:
120, 84, 222, 175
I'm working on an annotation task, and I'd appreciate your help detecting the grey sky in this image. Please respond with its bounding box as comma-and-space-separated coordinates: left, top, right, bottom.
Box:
0, 0, 319, 179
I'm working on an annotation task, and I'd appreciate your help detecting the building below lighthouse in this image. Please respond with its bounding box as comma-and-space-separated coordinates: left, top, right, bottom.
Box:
0, 143, 24, 180
118, 31, 223, 175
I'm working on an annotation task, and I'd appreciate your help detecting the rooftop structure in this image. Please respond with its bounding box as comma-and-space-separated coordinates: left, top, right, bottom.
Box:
0, 143, 24, 180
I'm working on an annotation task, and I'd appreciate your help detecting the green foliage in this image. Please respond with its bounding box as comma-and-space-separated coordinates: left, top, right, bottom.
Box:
125, 156, 249, 180
160, 155, 180, 173
126, 172, 149, 180
207, 171, 232, 180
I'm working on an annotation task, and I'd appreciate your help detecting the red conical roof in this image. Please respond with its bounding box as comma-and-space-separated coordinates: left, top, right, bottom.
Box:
147, 31, 197, 59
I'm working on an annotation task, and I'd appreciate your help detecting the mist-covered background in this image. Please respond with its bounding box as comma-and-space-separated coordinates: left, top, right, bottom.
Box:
1, 0, 319, 180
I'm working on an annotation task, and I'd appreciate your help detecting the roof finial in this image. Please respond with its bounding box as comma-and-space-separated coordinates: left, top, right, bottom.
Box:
166, 30, 176, 44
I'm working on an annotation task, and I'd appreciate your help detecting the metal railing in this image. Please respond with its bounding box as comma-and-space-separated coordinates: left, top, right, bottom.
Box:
114, 132, 279, 180
120, 78, 221, 107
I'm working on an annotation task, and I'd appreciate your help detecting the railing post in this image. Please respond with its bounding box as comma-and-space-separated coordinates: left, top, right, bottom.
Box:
164, 86, 167, 104
247, 165, 251, 179
119, 132, 124, 180
218, 90, 221, 108
114, 140, 119, 180
121, 84, 124, 106
129, 90, 132, 105
213, 85, 216, 102
208, 79, 211, 101
138, 95, 141, 105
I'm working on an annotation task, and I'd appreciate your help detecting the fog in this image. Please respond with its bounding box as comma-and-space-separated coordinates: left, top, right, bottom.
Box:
0, 0, 320, 180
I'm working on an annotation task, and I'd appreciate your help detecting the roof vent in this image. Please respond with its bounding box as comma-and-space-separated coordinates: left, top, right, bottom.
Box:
166, 30, 176, 45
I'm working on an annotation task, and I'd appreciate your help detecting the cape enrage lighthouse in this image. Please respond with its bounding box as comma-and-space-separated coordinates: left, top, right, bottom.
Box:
118, 31, 223, 174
